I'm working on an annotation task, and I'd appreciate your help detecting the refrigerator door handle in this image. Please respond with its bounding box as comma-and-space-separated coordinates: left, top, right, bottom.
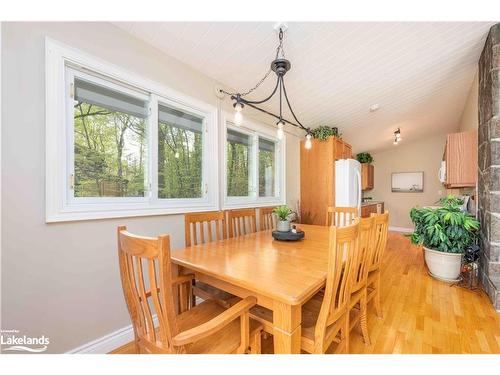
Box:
356, 168, 362, 215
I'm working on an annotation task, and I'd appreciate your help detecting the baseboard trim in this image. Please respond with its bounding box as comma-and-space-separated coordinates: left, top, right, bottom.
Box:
67, 315, 159, 354
67, 298, 203, 354
389, 226, 414, 233
66, 323, 135, 354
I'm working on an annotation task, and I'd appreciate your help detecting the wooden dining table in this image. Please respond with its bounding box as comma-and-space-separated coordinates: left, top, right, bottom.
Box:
171, 224, 331, 354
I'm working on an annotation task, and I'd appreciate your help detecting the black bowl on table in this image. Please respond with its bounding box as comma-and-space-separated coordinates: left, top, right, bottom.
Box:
272, 230, 305, 241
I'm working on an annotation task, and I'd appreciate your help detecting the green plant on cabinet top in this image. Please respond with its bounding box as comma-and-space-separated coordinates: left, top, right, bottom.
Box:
310, 126, 342, 140
356, 152, 374, 164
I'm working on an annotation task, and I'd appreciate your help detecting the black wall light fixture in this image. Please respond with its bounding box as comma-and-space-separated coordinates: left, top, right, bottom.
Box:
219, 24, 312, 150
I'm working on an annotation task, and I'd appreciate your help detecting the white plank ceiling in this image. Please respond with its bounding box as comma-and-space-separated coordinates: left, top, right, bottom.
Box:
113, 22, 494, 153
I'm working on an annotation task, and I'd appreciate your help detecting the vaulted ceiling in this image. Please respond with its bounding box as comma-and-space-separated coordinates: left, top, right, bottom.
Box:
114, 22, 494, 152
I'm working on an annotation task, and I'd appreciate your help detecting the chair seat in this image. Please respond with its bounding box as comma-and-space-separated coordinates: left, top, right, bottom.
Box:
367, 269, 380, 284
349, 288, 363, 309
301, 293, 345, 353
194, 281, 240, 308
177, 299, 262, 354
248, 291, 346, 352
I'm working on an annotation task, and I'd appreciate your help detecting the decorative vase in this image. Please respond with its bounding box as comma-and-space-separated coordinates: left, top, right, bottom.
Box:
276, 220, 291, 232
423, 247, 462, 282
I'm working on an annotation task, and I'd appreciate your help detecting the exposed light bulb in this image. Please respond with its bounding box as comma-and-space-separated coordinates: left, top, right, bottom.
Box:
305, 134, 312, 150
174, 151, 180, 158
234, 102, 243, 112
234, 110, 243, 126
277, 121, 284, 140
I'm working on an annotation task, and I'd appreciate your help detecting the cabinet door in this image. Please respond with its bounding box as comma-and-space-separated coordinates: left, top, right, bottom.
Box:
300, 138, 334, 225
445, 130, 477, 187
343, 143, 352, 159
361, 204, 377, 218
368, 164, 374, 189
361, 164, 368, 190
361, 205, 370, 218
334, 138, 344, 160
361, 164, 374, 190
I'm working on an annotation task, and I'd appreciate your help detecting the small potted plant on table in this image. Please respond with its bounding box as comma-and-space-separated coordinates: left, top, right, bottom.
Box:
410, 195, 480, 282
273, 205, 293, 232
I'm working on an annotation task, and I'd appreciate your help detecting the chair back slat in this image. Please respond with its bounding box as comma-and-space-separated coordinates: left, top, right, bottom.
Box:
117, 226, 180, 353
184, 211, 226, 247
227, 209, 257, 238
135, 257, 156, 342
325, 206, 359, 227
351, 216, 376, 292
259, 207, 276, 231
315, 220, 360, 346
369, 212, 389, 271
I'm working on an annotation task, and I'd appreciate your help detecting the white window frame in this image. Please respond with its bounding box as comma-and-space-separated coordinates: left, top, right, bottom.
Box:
221, 112, 285, 209
46, 38, 218, 222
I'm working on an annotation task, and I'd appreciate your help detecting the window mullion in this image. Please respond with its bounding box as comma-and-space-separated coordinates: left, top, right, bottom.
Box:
149, 95, 159, 203
252, 133, 259, 201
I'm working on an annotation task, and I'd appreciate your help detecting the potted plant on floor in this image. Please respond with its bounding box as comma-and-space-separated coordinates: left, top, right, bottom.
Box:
409, 196, 480, 282
273, 205, 293, 232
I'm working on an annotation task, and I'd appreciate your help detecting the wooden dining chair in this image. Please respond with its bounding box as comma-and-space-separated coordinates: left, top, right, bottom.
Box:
117, 226, 262, 354
325, 206, 358, 227
185, 211, 227, 247
227, 208, 257, 238
348, 216, 376, 345
250, 220, 361, 353
184, 212, 237, 308
299, 220, 360, 353
259, 207, 276, 231
366, 212, 389, 318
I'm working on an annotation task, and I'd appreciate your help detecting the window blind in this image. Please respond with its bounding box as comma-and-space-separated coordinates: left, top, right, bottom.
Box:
74, 78, 148, 118
227, 129, 251, 146
158, 104, 203, 134
259, 137, 275, 153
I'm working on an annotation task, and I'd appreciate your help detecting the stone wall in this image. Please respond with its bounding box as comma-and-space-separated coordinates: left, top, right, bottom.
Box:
478, 23, 500, 311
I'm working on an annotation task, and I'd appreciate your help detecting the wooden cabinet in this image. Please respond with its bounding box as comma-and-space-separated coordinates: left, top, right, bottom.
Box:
300, 137, 353, 225
334, 138, 352, 159
361, 202, 384, 218
361, 163, 374, 190
342, 143, 352, 159
443, 130, 477, 188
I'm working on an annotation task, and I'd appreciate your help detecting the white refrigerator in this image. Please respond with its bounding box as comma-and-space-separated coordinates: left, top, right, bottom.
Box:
335, 159, 362, 214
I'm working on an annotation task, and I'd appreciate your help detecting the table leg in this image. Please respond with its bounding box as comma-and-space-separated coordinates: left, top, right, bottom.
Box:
272, 301, 302, 354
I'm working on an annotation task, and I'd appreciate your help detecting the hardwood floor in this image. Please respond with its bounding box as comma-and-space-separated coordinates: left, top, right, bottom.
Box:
110, 232, 500, 354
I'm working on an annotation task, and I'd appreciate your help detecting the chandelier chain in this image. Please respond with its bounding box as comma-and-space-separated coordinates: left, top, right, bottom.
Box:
219, 28, 286, 98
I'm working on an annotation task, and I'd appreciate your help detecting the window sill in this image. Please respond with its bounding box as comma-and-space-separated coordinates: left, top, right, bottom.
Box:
46, 202, 219, 223
222, 198, 285, 210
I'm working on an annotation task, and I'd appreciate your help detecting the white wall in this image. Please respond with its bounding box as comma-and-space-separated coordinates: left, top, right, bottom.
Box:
370, 134, 447, 229
1, 22, 301, 353
459, 72, 479, 132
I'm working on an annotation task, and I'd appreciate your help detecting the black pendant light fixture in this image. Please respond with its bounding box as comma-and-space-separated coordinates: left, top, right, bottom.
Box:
220, 25, 312, 150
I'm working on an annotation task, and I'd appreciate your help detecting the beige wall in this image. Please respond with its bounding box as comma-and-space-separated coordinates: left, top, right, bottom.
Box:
1, 22, 301, 353
369, 134, 447, 229
459, 72, 479, 132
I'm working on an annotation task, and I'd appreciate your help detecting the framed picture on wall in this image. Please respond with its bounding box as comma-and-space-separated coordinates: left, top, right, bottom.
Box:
391, 172, 424, 192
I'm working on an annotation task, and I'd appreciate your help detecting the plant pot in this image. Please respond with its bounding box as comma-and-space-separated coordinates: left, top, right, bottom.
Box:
276, 220, 291, 232
423, 247, 462, 282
